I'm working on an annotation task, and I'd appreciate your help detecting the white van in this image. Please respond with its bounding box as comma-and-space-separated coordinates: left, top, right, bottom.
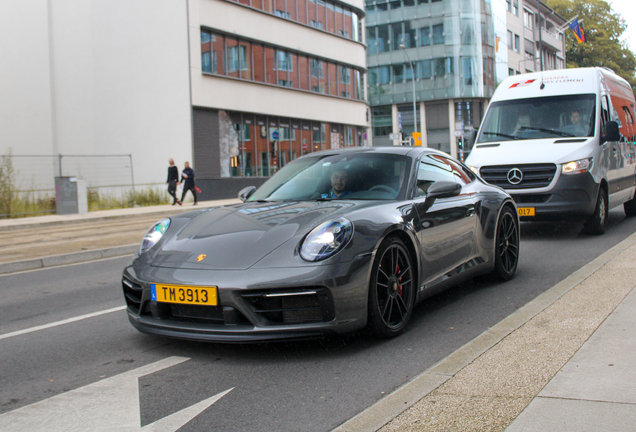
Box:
465, 67, 636, 234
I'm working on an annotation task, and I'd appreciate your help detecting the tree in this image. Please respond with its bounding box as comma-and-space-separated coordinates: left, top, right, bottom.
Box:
544, 0, 636, 94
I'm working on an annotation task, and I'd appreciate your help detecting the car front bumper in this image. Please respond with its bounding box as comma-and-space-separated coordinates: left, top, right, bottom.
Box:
122, 253, 374, 342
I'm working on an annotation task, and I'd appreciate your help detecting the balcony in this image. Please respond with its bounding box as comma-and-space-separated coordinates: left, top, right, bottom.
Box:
540, 28, 563, 52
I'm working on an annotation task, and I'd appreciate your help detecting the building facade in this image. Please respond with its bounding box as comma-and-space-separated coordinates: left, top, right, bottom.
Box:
365, 0, 499, 158
193, 0, 369, 197
364, 0, 566, 160
1, 0, 368, 202
505, 0, 566, 76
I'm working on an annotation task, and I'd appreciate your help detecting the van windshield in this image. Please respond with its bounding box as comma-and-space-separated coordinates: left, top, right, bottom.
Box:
477, 94, 596, 143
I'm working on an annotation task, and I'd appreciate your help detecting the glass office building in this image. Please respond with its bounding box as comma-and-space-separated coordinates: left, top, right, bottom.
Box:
365, 0, 497, 156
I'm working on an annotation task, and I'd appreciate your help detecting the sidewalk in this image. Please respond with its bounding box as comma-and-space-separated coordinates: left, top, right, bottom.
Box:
2, 202, 636, 431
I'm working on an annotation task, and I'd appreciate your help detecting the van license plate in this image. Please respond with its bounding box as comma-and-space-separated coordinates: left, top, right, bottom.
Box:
517, 207, 535, 217
151, 284, 218, 306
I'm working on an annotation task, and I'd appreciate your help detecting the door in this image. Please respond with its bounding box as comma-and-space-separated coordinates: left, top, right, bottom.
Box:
411, 154, 478, 289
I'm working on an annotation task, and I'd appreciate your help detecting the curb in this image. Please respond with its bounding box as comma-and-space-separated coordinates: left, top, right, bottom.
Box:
332, 231, 636, 432
0, 244, 139, 275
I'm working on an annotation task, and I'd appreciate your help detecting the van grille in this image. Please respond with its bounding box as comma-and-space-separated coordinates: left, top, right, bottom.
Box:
480, 164, 557, 189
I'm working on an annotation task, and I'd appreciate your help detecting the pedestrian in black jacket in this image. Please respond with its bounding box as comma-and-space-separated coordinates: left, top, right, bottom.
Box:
166, 158, 179, 205
179, 161, 198, 205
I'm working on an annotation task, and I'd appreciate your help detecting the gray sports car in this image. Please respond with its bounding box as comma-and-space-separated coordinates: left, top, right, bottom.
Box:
122, 147, 519, 342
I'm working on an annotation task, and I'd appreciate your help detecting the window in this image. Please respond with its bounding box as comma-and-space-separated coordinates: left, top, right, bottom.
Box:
514, 34, 520, 53
311, 19, 323, 29
340, 66, 351, 84
202, 52, 211, 73
377, 24, 390, 53
311, 59, 323, 78
419, 25, 431, 46
276, 51, 293, 72
393, 64, 404, 83
507, 30, 512, 50
228, 45, 248, 72
275, 9, 291, 18
513, 0, 518, 16
506, 0, 511, 12
432, 24, 444, 45
523, 9, 533, 29
462, 57, 473, 85
509, 67, 514, 76
419, 60, 432, 79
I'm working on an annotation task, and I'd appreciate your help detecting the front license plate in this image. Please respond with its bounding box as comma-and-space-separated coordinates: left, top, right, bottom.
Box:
517, 207, 535, 217
151, 284, 218, 306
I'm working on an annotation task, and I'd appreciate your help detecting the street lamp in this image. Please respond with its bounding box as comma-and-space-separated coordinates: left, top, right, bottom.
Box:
400, 44, 417, 138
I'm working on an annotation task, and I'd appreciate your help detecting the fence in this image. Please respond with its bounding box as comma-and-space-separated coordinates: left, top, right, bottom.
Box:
0, 154, 139, 218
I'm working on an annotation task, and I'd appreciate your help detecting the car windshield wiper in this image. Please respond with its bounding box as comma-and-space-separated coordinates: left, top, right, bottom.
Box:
481, 131, 521, 140
519, 126, 575, 137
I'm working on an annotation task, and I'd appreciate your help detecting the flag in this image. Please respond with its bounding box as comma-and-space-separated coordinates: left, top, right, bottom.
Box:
569, 18, 585, 44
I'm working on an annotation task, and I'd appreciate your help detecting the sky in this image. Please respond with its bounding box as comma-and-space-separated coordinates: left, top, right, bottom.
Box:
606, 0, 636, 51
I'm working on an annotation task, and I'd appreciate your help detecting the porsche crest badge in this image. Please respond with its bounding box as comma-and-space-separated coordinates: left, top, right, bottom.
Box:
196, 254, 207, 262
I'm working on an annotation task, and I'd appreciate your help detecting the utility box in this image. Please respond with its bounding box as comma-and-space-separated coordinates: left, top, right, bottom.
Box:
55, 177, 88, 215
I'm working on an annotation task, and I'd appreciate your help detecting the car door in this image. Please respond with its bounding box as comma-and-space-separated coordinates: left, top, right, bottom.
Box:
411, 154, 478, 289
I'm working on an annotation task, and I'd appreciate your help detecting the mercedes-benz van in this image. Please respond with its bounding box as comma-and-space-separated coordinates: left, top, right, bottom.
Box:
465, 67, 636, 234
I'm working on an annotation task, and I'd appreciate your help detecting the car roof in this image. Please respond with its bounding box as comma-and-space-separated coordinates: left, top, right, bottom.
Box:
298, 146, 444, 160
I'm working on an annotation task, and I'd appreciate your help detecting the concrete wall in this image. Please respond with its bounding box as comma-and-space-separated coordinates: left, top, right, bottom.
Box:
0, 0, 193, 189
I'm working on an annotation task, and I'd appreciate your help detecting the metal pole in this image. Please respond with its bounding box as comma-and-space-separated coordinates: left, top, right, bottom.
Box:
538, 0, 543, 71
58, 154, 62, 177
400, 44, 418, 137
129, 154, 137, 207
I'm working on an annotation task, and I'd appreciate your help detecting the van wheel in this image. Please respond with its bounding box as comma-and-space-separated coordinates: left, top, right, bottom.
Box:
584, 188, 607, 235
624, 195, 636, 217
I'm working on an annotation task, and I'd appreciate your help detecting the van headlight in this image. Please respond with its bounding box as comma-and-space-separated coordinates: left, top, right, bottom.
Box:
300, 218, 353, 262
139, 219, 170, 254
562, 158, 592, 175
469, 166, 480, 175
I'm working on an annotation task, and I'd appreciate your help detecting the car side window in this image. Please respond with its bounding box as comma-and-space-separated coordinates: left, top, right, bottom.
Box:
415, 155, 457, 196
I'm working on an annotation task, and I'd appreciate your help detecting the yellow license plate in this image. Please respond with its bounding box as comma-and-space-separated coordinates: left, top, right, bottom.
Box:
517, 207, 535, 217
151, 283, 218, 306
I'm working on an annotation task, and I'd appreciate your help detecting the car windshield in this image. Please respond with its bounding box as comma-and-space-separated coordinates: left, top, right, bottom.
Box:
477, 94, 596, 143
249, 152, 411, 201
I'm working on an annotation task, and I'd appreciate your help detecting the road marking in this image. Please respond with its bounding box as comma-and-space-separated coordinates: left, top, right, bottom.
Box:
0, 356, 233, 431
0, 305, 126, 341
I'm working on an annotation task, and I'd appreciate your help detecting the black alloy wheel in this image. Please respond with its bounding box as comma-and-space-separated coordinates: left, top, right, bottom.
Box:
492, 206, 519, 281
367, 237, 415, 338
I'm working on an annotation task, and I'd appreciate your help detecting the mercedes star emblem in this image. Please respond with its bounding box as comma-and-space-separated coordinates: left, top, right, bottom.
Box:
507, 168, 523, 185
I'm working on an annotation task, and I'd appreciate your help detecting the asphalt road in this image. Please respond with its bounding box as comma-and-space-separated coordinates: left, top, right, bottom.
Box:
1, 208, 635, 431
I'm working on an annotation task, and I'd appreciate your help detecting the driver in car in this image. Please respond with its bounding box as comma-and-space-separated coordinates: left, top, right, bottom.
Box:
322, 168, 351, 199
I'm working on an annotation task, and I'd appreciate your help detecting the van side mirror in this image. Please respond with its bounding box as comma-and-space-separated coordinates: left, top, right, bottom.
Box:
602, 121, 620, 143
238, 186, 256, 202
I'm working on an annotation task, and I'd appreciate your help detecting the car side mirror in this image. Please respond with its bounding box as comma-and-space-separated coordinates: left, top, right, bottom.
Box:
602, 121, 620, 144
426, 181, 461, 200
238, 186, 256, 202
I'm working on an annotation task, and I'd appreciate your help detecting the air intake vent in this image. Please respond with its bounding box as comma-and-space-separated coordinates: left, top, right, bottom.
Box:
122, 278, 143, 314
241, 288, 335, 325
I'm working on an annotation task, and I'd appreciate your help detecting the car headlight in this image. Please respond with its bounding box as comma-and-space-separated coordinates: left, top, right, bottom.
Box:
469, 166, 480, 175
300, 217, 353, 262
562, 158, 592, 175
139, 219, 170, 255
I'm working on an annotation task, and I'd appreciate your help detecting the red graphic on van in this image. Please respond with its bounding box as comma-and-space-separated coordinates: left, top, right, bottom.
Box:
509, 79, 536, 88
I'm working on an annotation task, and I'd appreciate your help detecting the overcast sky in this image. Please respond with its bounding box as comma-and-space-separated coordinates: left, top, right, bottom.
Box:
605, 0, 635, 50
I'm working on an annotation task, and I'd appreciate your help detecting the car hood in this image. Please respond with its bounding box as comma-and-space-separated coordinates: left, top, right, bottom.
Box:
466, 138, 594, 167
151, 200, 363, 270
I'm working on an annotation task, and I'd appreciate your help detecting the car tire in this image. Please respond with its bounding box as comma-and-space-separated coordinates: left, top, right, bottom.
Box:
624, 194, 636, 217
584, 188, 607, 235
367, 237, 415, 338
491, 206, 520, 281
